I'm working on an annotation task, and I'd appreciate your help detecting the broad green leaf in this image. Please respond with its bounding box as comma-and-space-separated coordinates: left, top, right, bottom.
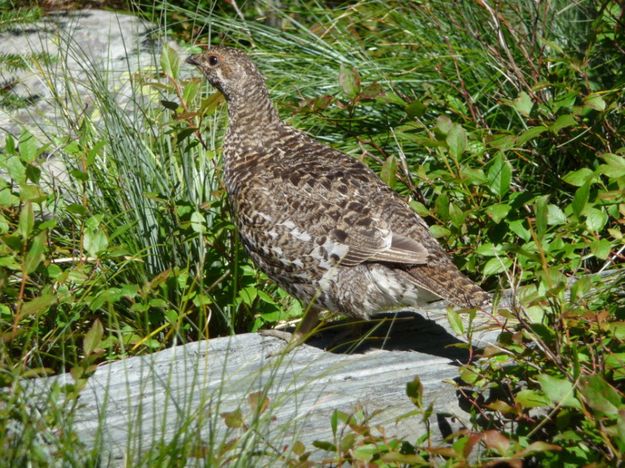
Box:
517, 125, 547, 145
579, 375, 623, 417
429, 225, 450, 238
562, 168, 594, 187
18, 201, 34, 239
446, 123, 467, 159
550, 114, 576, 133
461, 166, 487, 185
475, 243, 503, 256
436, 115, 453, 134
190, 211, 206, 233
605, 354, 625, 381
546, 204, 567, 225
599, 153, 625, 178
18, 130, 38, 162
380, 155, 397, 188
338, 64, 360, 99
537, 374, 581, 409
515, 389, 550, 408
354, 444, 377, 462
83, 319, 104, 356
447, 309, 464, 335
24, 231, 46, 274
405, 99, 426, 117
83, 227, 109, 257
507, 219, 531, 241
572, 181, 590, 217
512, 91, 533, 116
483, 257, 512, 276
448, 202, 465, 227
221, 409, 244, 428
585, 207, 608, 232
487, 153, 511, 197
435, 193, 449, 220
486, 203, 511, 224
6, 156, 26, 184
160, 44, 180, 79
21, 293, 55, 317
584, 94, 606, 112
406, 375, 423, 409
590, 238, 611, 259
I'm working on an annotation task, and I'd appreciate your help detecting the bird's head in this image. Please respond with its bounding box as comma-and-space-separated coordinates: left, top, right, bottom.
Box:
186, 46, 266, 102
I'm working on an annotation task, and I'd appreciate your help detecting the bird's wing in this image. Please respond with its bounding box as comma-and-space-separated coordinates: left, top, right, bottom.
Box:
261, 151, 431, 268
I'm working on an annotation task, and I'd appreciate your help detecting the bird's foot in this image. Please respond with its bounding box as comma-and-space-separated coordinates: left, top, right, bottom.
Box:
259, 329, 308, 357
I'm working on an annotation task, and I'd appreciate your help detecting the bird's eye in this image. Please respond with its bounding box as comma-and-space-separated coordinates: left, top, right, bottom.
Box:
208, 55, 219, 66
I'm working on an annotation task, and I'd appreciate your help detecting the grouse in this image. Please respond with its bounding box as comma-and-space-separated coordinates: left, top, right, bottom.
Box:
186, 47, 491, 339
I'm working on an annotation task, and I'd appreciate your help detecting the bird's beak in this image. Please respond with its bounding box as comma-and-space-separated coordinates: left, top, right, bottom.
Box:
186, 54, 200, 66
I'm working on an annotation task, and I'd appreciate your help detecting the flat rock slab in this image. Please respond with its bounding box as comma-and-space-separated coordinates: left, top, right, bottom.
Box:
0, 9, 166, 144
27, 311, 501, 463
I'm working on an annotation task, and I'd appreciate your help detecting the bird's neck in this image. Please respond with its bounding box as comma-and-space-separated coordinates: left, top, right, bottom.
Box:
226, 87, 282, 133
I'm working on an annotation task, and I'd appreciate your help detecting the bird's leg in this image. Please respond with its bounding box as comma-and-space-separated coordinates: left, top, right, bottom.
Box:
260, 307, 320, 348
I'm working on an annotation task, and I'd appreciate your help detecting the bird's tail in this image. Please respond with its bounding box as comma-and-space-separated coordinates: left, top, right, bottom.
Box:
407, 264, 491, 309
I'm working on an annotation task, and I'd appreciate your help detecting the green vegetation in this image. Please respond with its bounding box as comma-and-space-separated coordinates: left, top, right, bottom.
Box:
1, 0, 624, 465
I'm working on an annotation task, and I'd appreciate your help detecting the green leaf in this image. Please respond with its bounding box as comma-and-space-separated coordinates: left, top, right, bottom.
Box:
572, 181, 590, 217
446, 123, 467, 159
83, 221, 109, 257
380, 155, 397, 188
537, 374, 581, 409
546, 204, 567, 225
487, 153, 512, 197
512, 91, 533, 116
590, 238, 611, 259
448, 202, 465, 227
483, 257, 511, 276
605, 354, 625, 381
447, 309, 464, 334
20, 293, 55, 317
429, 225, 450, 238
83, 319, 104, 356
579, 375, 623, 417
585, 207, 608, 232
160, 44, 180, 79
517, 125, 547, 145
405, 100, 426, 118
436, 115, 453, 134
599, 153, 625, 178
18, 130, 38, 162
221, 409, 244, 428
562, 168, 594, 187
190, 211, 206, 234
338, 64, 360, 99
507, 219, 531, 241
534, 195, 548, 238
354, 444, 377, 461
550, 114, 576, 133
24, 231, 46, 274
583, 94, 606, 112
406, 375, 423, 409
18, 201, 34, 239
486, 203, 511, 224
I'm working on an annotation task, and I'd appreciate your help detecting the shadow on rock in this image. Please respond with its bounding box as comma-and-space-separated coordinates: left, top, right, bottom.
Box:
304, 311, 472, 363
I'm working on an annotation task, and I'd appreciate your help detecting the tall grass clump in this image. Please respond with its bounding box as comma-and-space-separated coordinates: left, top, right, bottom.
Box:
0, 0, 624, 464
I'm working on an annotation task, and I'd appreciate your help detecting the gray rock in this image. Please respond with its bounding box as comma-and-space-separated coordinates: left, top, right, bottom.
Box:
24, 308, 502, 464
0, 9, 168, 144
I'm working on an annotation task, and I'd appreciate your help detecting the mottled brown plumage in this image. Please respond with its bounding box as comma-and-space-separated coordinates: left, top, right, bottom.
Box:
186, 47, 490, 336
